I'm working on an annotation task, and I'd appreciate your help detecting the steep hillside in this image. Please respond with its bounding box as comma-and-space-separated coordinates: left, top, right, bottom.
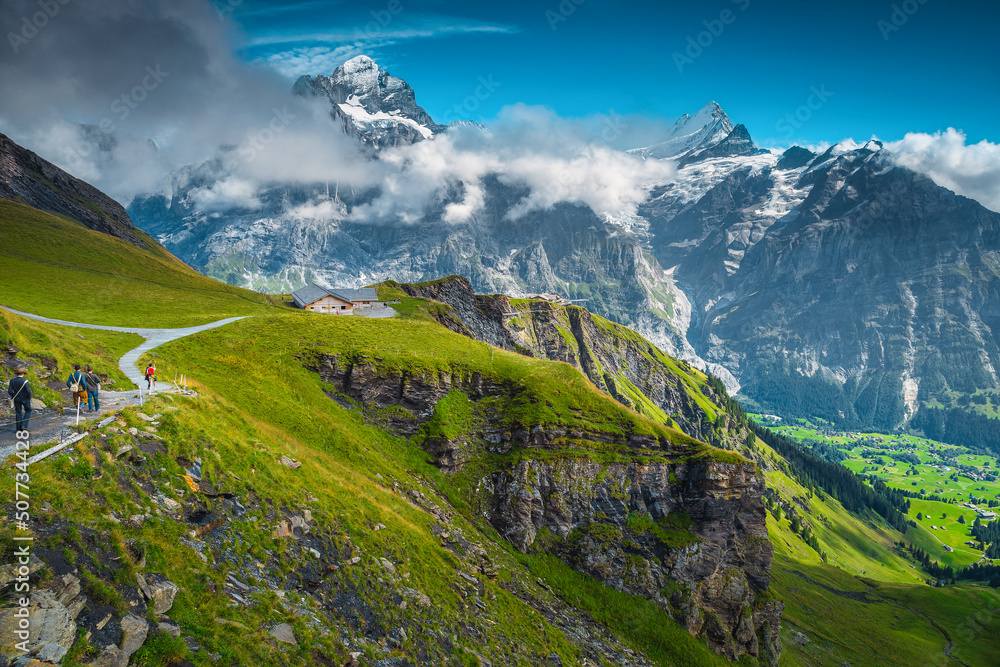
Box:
0, 199, 277, 327
0, 133, 151, 249
1, 198, 781, 665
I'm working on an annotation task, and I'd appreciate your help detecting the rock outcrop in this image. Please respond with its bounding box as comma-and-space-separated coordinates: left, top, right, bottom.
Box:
396, 275, 733, 447
303, 335, 780, 663
485, 457, 779, 661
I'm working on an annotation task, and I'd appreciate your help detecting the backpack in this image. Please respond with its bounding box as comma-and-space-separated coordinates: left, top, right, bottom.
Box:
69, 372, 83, 393
146, 367, 155, 378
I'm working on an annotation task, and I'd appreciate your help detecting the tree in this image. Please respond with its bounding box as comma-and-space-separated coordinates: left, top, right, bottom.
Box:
917, 512, 924, 520
959, 515, 967, 525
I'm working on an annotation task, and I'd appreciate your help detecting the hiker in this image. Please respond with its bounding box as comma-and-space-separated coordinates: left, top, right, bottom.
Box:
66, 364, 88, 411
85, 365, 101, 413
145, 362, 156, 392
7, 368, 32, 434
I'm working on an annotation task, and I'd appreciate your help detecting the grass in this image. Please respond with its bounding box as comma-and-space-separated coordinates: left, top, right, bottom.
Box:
773, 554, 1000, 666
0, 199, 280, 327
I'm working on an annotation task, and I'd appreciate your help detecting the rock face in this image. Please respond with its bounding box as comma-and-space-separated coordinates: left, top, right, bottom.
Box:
643, 141, 1000, 429
397, 275, 731, 447
485, 457, 779, 661
0, 132, 148, 248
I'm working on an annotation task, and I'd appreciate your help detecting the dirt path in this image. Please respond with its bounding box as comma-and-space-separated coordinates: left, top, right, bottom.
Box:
3, 307, 246, 388
2, 308, 247, 455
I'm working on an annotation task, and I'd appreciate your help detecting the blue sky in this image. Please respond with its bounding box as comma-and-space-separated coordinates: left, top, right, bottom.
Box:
233, 0, 1000, 148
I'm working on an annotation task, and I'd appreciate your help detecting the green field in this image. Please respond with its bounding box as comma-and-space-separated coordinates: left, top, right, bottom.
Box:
753, 415, 1000, 571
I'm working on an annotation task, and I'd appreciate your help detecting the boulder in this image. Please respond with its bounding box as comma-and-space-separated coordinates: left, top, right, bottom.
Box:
30, 398, 45, 410
279, 455, 301, 469
0, 591, 75, 664
157, 620, 181, 637
119, 613, 149, 657
136, 573, 179, 614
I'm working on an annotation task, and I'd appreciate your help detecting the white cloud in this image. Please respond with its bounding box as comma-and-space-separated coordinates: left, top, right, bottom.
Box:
887, 129, 1000, 213
348, 105, 676, 225
190, 177, 261, 211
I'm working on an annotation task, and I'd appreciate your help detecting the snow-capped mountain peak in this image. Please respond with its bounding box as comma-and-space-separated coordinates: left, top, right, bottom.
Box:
631, 101, 734, 160
293, 55, 441, 150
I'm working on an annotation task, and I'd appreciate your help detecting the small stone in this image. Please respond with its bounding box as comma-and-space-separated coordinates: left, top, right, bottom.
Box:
35, 641, 68, 663
270, 623, 297, 645
88, 645, 128, 667
116, 444, 133, 457
136, 573, 179, 614
215, 617, 250, 631
348, 556, 361, 565
136, 412, 156, 422
158, 620, 182, 637
127, 427, 138, 436
280, 455, 301, 469
379, 558, 396, 574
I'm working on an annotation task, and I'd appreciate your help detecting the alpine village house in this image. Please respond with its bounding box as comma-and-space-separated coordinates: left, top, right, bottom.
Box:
291, 284, 379, 315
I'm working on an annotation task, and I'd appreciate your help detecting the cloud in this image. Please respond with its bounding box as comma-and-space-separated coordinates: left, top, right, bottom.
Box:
243, 15, 518, 79
887, 129, 1000, 213
350, 105, 676, 224
0, 0, 674, 228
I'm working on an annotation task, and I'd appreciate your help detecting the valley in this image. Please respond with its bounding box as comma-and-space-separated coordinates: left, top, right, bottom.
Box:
756, 414, 1000, 571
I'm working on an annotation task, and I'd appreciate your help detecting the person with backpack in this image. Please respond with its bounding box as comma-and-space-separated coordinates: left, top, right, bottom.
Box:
7, 368, 32, 434
145, 362, 156, 392
85, 365, 102, 413
66, 364, 88, 411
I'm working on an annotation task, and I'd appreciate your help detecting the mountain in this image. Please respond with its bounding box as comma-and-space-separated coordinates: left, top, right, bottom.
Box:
293, 55, 443, 149
124, 55, 1000, 435
0, 132, 152, 249
629, 101, 734, 160
643, 139, 1000, 431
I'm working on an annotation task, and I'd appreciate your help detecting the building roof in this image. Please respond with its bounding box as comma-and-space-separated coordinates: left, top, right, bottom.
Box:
330, 287, 378, 303
291, 283, 378, 308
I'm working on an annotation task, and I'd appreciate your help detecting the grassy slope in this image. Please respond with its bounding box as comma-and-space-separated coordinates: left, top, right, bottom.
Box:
0, 199, 278, 327
758, 437, 1000, 665
0, 200, 748, 665
131, 311, 738, 665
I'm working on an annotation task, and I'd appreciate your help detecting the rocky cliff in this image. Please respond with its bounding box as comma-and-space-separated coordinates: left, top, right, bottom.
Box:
303, 329, 780, 663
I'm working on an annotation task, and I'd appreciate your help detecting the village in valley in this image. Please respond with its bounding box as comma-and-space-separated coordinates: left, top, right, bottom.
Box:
754, 414, 1000, 569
